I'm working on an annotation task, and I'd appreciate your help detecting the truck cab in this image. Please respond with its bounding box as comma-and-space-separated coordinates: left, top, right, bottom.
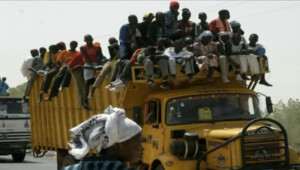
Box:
0, 97, 31, 162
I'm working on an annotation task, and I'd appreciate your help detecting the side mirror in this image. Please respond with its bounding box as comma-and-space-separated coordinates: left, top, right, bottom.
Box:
266, 96, 273, 114
133, 106, 142, 125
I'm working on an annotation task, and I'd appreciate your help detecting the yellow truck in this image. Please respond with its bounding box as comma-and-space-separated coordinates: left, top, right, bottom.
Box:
28, 63, 300, 170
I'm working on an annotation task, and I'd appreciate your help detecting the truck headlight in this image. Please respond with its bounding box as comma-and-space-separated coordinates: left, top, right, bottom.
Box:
170, 132, 199, 159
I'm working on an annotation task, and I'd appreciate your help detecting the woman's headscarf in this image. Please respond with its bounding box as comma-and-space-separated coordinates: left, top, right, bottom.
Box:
68, 106, 142, 160
195, 30, 213, 42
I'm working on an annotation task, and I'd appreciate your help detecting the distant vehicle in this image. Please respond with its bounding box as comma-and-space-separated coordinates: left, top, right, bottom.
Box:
0, 97, 31, 162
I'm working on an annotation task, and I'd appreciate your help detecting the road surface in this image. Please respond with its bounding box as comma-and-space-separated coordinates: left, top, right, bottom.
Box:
0, 153, 56, 170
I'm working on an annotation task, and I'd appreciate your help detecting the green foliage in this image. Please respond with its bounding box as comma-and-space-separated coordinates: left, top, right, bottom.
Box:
270, 99, 300, 150
8, 82, 26, 97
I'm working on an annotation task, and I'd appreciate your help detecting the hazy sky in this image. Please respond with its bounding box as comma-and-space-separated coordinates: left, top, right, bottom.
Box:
0, 1, 299, 104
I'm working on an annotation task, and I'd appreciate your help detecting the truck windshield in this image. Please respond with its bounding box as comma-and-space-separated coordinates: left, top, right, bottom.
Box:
166, 94, 261, 125
0, 101, 29, 114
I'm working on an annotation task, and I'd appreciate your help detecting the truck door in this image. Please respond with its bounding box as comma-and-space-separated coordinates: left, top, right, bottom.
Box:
142, 99, 165, 163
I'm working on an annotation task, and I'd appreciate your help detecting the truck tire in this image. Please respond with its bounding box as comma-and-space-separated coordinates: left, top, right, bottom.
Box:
62, 155, 78, 168
155, 164, 165, 170
12, 152, 26, 162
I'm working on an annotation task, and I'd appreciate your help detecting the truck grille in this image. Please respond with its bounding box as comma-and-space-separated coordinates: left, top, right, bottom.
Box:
240, 119, 290, 170
243, 135, 286, 168
0, 132, 31, 142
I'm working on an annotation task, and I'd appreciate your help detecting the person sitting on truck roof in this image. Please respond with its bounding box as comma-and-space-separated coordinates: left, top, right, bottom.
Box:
247, 33, 272, 86
137, 46, 157, 86
80, 34, 105, 110
138, 12, 154, 46
0, 77, 9, 96
155, 38, 171, 89
20, 49, 39, 78
164, 1, 180, 37
225, 33, 260, 81
45, 41, 79, 101
196, 12, 209, 37
217, 32, 241, 83
63, 106, 143, 170
178, 8, 196, 39
229, 20, 247, 44
183, 36, 199, 83
209, 9, 231, 39
119, 15, 142, 60
67, 52, 85, 108
57, 41, 66, 51
164, 39, 195, 87
38, 45, 60, 103
108, 46, 147, 92
23, 48, 46, 100
147, 12, 166, 46
88, 37, 120, 98
193, 31, 219, 82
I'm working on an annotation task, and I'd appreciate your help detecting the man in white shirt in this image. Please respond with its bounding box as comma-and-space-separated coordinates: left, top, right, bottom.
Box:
164, 39, 194, 86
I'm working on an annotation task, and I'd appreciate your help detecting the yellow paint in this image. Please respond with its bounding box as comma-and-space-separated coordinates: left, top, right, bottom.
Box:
29, 63, 298, 169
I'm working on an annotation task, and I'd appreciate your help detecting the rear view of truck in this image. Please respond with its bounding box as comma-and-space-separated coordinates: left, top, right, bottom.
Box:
0, 97, 31, 162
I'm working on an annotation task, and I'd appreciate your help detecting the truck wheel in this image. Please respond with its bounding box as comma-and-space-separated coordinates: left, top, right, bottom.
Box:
62, 155, 78, 168
12, 152, 26, 162
156, 164, 165, 170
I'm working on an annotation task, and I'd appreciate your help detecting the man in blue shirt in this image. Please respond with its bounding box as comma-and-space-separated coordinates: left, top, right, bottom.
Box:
0, 77, 9, 96
119, 15, 141, 60
248, 33, 272, 87
164, 1, 180, 37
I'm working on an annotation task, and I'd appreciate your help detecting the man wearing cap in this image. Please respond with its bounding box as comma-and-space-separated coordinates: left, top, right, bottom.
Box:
138, 12, 154, 46
209, 9, 231, 37
164, 1, 180, 37
178, 8, 196, 39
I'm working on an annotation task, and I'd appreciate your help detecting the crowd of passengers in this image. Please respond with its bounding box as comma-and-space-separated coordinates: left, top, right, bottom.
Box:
21, 1, 272, 111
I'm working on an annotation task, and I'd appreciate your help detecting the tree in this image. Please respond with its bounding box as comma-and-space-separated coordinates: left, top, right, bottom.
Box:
8, 82, 26, 97
270, 99, 300, 151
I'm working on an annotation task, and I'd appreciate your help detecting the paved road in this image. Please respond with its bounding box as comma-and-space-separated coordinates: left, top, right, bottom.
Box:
0, 153, 56, 170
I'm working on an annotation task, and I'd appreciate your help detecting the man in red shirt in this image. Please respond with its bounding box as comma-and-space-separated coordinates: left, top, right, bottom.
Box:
178, 8, 196, 39
45, 41, 78, 101
67, 52, 85, 108
80, 34, 105, 110
209, 9, 231, 39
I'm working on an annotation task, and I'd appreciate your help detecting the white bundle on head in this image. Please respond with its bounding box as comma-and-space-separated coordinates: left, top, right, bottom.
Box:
68, 106, 142, 160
